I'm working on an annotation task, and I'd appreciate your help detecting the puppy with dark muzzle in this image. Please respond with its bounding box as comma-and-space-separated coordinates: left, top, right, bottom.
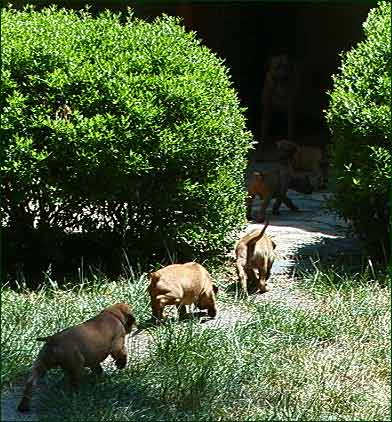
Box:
17, 303, 136, 412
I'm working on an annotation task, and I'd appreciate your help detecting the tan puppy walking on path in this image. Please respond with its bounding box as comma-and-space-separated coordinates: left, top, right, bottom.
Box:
247, 170, 300, 222
18, 303, 136, 412
148, 262, 218, 321
235, 221, 276, 295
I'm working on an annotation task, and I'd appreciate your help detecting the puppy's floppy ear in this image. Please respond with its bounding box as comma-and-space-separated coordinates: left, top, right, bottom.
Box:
212, 284, 218, 295
109, 303, 136, 333
148, 271, 160, 281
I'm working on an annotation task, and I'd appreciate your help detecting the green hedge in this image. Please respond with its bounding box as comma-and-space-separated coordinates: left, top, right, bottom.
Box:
326, 1, 391, 262
1, 6, 252, 282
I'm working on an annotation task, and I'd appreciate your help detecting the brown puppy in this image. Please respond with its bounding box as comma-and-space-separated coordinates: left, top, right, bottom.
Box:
18, 303, 136, 413
235, 222, 276, 294
261, 54, 301, 142
148, 262, 218, 320
276, 139, 326, 190
247, 170, 301, 222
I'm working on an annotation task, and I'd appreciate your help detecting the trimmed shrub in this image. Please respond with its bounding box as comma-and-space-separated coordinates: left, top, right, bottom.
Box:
326, 1, 391, 262
1, 6, 252, 284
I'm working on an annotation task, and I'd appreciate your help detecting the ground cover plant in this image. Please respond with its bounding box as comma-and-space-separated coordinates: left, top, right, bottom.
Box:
2, 263, 390, 421
1, 6, 252, 285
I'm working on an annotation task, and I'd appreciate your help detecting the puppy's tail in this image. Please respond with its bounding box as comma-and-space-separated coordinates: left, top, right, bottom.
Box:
247, 220, 270, 247
36, 336, 53, 343
237, 220, 270, 249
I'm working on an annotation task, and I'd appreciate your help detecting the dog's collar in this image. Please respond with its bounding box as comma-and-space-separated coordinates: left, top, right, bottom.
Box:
107, 310, 127, 329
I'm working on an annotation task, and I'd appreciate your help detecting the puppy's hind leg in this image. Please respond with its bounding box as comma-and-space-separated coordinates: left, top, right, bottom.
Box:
67, 366, 84, 392
18, 361, 48, 412
61, 349, 85, 388
236, 261, 248, 295
256, 259, 271, 294
266, 259, 274, 281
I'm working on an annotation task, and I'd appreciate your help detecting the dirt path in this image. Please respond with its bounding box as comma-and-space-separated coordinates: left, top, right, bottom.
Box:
1, 185, 363, 421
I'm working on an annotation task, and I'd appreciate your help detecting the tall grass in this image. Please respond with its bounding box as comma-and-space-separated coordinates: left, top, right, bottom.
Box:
1, 265, 390, 421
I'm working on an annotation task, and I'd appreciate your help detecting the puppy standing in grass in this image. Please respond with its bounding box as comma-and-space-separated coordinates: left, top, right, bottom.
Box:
235, 221, 276, 295
18, 303, 136, 412
148, 262, 218, 321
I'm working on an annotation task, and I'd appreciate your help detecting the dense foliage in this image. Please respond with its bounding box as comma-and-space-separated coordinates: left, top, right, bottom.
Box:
1, 6, 252, 283
326, 1, 391, 261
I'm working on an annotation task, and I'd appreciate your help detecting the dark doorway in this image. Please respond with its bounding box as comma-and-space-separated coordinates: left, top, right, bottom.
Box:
136, 2, 375, 147
9, 1, 375, 146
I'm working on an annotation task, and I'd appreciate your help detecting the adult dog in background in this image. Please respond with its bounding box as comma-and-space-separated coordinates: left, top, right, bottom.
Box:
261, 54, 301, 143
